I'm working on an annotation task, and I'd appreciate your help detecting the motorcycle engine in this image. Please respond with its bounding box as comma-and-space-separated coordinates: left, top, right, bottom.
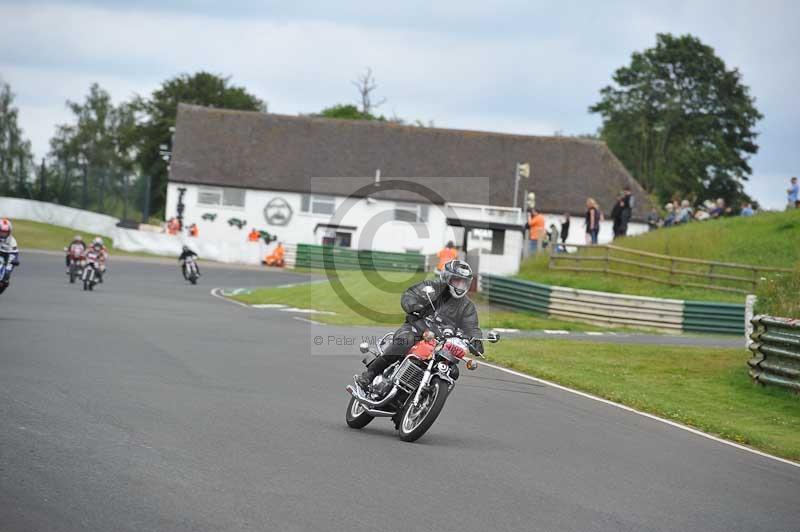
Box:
370, 375, 393, 398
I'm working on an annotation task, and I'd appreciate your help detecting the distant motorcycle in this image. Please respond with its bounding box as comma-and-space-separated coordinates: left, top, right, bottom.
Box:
65, 247, 84, 284
0, 254, 9, 295
182, 256, 199, 285
81, 250, 102, 291
345, 285, 500, 442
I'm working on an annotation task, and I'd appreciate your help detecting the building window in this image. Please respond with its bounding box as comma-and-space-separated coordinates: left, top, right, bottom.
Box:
198, 188, 222, 206
468, 228, 505, 255
222, 188, 246, 207
394, 202, 429, 223
197, 187, 246, 208
301, 194, 336, 215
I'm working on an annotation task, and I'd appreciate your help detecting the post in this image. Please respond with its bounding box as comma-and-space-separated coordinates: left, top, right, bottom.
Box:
512, 163, 520, 210
141, 174, 151, 224
122, 174, 129, 221
745, 295, 757, 348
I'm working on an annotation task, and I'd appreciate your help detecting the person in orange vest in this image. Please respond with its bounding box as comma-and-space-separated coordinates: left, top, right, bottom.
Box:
188, 223, 199, 237
263, 242, 285, 267
166, 217, 180, 235
248, 228, 260, 242
436, 241, 458, 272
527, 208, 546, 255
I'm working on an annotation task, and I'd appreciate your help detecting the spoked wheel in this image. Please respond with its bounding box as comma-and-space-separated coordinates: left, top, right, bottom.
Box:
398, 378, 449, 442
345, 395, 374, 429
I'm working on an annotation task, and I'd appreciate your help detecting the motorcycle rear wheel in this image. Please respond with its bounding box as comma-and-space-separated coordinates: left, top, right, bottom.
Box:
398, 378, 449, 442
345, 396, 374, 429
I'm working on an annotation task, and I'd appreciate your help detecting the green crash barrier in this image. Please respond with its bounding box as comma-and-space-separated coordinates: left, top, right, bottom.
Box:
748, 315, 800, 392
295, 244, 425, 272
480, 274, 745, 335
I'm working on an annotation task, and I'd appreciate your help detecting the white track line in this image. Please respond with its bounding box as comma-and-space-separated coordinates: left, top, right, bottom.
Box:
293, 316, 324, 326
210, 287, 251, 308
478, 360, 800, 469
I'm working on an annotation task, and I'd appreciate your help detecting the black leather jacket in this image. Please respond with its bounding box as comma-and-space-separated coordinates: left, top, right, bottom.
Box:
401, 279, 483, 353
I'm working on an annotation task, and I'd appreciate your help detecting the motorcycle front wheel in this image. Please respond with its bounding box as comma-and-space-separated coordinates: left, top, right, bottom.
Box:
345, 396, 374, 429
398, 378, 449, 442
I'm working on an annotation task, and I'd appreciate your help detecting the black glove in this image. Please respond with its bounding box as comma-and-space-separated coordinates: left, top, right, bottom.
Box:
11, 258, 19, 266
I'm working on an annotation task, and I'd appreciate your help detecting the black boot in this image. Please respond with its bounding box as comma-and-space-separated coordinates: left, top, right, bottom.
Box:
356, 356, 390, 389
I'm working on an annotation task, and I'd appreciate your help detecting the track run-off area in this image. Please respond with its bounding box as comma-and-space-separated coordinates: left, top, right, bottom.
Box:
1, 253, 798, 532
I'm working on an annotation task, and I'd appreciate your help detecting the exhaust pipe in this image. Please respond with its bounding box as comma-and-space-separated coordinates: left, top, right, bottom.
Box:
347, 378, 399, 409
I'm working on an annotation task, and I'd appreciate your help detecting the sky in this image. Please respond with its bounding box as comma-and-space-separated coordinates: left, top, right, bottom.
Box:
1, 0, 798, 208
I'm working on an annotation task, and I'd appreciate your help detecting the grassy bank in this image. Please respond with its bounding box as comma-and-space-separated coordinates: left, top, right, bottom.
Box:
12, 219, 158, 258
232, 269, 605, 331
488, 339, 800, 461
518, 209, 800, 307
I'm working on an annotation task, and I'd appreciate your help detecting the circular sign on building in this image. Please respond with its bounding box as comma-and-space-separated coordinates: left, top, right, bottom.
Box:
263, 197, 293, 226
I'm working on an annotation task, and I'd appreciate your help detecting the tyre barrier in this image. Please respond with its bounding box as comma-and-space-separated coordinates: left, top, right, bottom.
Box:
480, 274, 745, 335
748, 315, 800, 392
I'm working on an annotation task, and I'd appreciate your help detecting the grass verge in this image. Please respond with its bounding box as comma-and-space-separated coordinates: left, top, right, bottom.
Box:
232, 269, 607, 331
518, 209, 800, 306
12, 219, 162, 258
487, 339, 800, 461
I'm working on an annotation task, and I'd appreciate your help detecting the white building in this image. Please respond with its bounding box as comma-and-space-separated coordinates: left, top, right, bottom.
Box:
166, 105, 649, 275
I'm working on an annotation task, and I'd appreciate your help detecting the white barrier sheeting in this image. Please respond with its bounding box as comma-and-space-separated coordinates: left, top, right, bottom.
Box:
0, 197, 281, 265
0, 197, 119, 237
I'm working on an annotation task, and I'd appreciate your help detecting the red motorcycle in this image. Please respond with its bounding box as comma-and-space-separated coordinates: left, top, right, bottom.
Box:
346, 286, 500, 442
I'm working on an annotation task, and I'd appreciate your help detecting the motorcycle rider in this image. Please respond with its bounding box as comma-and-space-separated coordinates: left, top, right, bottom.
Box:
86, 237, 108, 283
357, 259, 483, 389
0, 218, 20, 294
65, 235, 86, 271
178, 245, 200, 278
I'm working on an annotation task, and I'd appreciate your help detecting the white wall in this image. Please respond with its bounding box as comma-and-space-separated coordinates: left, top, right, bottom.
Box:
165, 183, 462, 255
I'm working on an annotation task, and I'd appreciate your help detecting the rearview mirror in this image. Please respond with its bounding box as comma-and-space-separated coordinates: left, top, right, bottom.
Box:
359, 342, 370, 353
487, 330, 500, 343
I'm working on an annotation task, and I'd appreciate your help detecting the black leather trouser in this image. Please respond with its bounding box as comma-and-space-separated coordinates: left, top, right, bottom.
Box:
366, 323, 420, 379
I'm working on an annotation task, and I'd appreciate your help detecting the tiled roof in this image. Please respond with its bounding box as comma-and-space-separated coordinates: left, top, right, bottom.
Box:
169, 104, 649, 219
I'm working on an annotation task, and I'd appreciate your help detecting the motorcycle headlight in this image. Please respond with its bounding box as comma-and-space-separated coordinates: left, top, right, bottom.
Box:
437, 362, 449, 373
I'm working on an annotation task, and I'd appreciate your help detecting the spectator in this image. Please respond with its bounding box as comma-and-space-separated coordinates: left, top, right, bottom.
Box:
248, 228, 260, 242
663, 203, 676, 227
787, 177, 799, 209
436, 241, 458, 272
527, 209, 546, 255
166, 217, 180, 235
560, 213, 570, 245
647, 208, 661, 231
547, 224, 560, 253
621, 186, 633, 235
610, 195, 623, 239
709, 198, 725, 219
678, 200, 693, 224
263, 242, 285, 267
187, 223, 199, 237
584, 198, 600, 244
740, 202, 754, 216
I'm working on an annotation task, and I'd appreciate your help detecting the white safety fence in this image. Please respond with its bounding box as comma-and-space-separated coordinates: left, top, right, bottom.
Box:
1, 197, 292, 266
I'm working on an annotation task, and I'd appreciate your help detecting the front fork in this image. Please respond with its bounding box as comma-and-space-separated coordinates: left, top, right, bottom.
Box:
411, 359, 436, 407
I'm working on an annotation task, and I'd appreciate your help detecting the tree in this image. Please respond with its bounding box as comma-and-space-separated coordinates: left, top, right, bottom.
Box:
133, 72, 265, 216
48, 83, 136, 213
352, 67, 386, 116
0, 80, 34, 198
316, 103, 382, 121
590, 33, 762, 206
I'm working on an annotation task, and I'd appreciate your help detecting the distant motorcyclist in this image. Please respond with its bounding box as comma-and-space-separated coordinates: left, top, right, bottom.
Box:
178, 245, 200, 278
86, 237, 108, 283
65, 235, 86, 271
357, 259, 482, 389
0, 218, 20, 294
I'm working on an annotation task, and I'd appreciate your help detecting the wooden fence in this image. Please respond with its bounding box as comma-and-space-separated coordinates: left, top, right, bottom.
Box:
549, 244, 791, 295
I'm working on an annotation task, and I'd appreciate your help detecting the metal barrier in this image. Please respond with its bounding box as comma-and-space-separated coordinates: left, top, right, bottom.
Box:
294, 244, 425, 272
480, 273, 745, 335
748, 315, 800, 392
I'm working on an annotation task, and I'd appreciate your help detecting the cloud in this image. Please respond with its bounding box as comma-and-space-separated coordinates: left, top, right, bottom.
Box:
1, 0, 798, 207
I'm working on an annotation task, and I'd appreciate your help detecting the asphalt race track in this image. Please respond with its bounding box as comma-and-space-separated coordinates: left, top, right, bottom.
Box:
1, 253, 798, 532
